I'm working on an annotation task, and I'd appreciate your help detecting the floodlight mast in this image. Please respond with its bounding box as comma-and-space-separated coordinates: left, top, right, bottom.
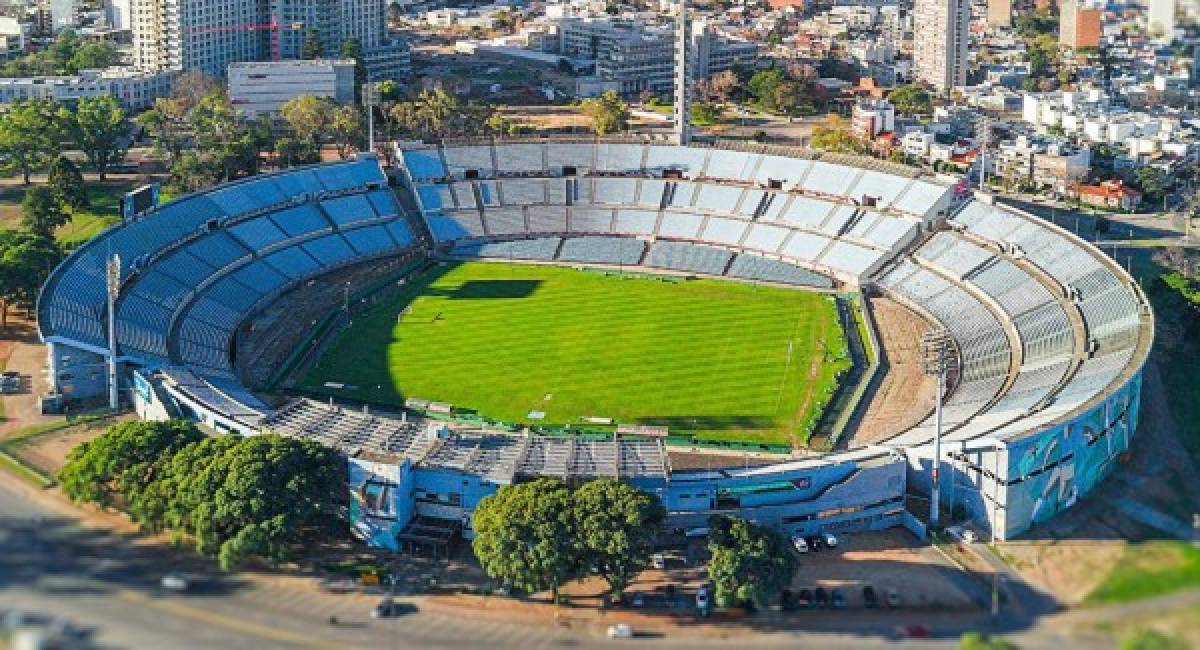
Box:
922, 328, 957, 530
106, 253, 121, 411
673, 0, 692, 146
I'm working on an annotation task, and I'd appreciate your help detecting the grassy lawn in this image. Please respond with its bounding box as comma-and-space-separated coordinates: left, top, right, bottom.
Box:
301, 261, 851, 446
1085, 541, 1200, 605
0, 181, 172, 248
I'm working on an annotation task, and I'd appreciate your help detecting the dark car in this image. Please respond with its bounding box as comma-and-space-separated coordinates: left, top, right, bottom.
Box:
863, 585, 878, 608
831, 589, 847, 609
780, 589, 795, 611
797, 588, 813, 609
814, 587, 829, 608
806, 535, 823, 552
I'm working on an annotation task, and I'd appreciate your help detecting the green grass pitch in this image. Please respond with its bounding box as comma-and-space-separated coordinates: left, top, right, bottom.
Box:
300, 261, 852, 447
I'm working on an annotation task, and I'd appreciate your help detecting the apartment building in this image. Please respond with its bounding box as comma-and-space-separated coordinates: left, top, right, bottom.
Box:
912, 0, 968, 92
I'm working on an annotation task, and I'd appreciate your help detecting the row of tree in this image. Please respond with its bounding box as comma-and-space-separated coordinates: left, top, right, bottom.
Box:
0, 94, 129, 184
59, 420, 344, 570
0, 30, 120, 78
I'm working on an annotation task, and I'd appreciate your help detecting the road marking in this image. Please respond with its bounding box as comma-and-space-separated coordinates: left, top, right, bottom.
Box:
118, 589, 356, 650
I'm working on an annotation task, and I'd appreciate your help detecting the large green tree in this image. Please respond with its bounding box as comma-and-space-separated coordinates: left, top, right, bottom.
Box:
580, 90, 630, 135
20, 186, 68, 238
303, 29, 324, 59
0, 231, 60, 327
888, 84, 933, 115
0, 99, 62, 183
59, 420, 204, 509
62, 95, 129, 181
472, 478, 581, 601
47, 156, 88, 211
706, 516, 798, 609
573, 479, 664, 599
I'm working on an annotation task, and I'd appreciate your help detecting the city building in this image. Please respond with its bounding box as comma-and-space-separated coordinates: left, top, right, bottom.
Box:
995, 135, 1092, 192
0, 67, 175, 110
0, 16, 24, 62
911, 0, 968, 92
852, 99, 895, 138
1060, 0, 1103, 50
228, 60, 356, 117
1147, 0, 1176, 41
270, 0, 388, 63
1076, 180, 1143, 210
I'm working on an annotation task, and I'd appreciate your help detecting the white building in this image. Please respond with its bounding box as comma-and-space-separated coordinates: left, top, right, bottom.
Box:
852, 99, 895, 138
1147, 0, 1176, 41
0, 67, 175, 110
912, 0, 968, 92
228, 60, 356, 117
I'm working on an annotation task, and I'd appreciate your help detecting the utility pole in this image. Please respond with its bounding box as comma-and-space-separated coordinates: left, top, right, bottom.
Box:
976, 115, 992, 192
105, 253, 121, 411
922, 329, 957, 530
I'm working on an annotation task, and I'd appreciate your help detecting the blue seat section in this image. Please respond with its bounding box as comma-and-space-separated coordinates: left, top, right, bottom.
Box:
272, 204, 330, 237
229, 259, 289, 296
273, 168, 324, 196
385, 220, 415, 247
131, 269, 191, 307
315, 158, 384, 192
179, 315, 233, 350
403, 148, 448, 180
322, 194, 378, 227
343, 225, 397, 256
366, 189, 400, 217
186, 232, 250, 270
187, 294, 247, 331
208, 178, 286, 216
262, 246, 323, 280
557, 236, 644, 265
645, 241, 732, 275
228, 216, 289, 250
205, 275, 261, 313
158, 249, 216, 286
727, 254, 834, 288
115, 293, 172, 359
302, 233, 358, 266
452, 237, 561, 261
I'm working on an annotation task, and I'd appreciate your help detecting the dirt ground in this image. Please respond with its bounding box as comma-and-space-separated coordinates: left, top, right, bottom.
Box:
10, 419, 118, 476
790, 528, 977, 610
0, 317, 59, 437
846, 297, 937, 446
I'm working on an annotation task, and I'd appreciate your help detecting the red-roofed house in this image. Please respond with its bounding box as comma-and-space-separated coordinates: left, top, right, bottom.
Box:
1076, 180, 1143, 211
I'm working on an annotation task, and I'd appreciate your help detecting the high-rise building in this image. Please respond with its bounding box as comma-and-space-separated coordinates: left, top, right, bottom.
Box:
1147, 0, 1176, 41
1060, 0, 1102, 49
912, 0, 968, 92
132, 0, 269, 77
986, 0, 1011, 28
132, 0, 403, 80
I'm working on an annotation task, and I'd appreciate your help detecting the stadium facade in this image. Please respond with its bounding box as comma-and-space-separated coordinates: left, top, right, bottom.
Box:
37, 141, 1152, 548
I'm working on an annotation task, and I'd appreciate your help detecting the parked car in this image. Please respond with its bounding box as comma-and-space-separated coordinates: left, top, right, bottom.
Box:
831, 589, 847, 609
651, 553, 666, 570
814, 587, 829, 608
792, 536, 809, 554
160, 572, 190, 592
886, 589, 901, 608
695, 587, 710, 611
606, 623, 634, 639
822, 531, 839, 548
630, 593, 645, 608
372, 597, 408, 618
863, 585, 878, 608
797, 588, 813, 609
806, 535, 823, 552
897, 624, 931, 638
684, 527, 710, 538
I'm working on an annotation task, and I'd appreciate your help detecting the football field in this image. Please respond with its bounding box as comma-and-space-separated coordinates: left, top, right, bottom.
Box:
300, 261, 852, 447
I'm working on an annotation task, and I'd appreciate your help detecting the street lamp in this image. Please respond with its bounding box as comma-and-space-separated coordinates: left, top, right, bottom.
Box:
105, 253, 121, 411
922, 328, 957, 530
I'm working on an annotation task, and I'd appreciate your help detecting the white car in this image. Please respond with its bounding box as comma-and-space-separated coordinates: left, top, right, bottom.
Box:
606, 623, 634, 639
695, 587, 710, 610
160, 573, 190, 592
651, 553, 666, 570
822, 532, 839, 548
792, 536, 809, 553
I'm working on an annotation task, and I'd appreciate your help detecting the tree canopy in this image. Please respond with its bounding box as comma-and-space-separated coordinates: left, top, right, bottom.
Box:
47, 156, 88, 211
21, 186, 68, 238
61, 95, 129, 181
572, 479, 665, 599
888, 85, 933, 115
580, 90, 631, 135
0, 99, 62, 184
59, 420, 204, 509
0, 230, 60, 327
706, 516, 798, 609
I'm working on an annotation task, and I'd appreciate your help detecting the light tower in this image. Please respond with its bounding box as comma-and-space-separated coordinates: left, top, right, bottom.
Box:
106, 253, 121, 411
673, 0, 692, 145
921, 328, 957, 529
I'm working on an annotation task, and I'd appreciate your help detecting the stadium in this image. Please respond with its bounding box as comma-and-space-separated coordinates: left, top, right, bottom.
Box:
36, 139, 1152, 551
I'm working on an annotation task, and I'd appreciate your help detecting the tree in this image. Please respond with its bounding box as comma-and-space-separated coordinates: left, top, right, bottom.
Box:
580, 90, 630, 135
706, 517, 797, 610
58, 420, 204, 509
0, 231, 60, 327
573, 479, 664, 600
21, 186, 68, 238
0, 99, 61, 184
169, 71, 220, 113
62, 95, 129, 181
281, 95, 335, 147
472, 478, 581, 601
340, 38, 367, 102
888, 84, 933, 116
810, 114, 865, 153
67, 41, 120, 73
709, 70, 738, 103
47, 156, 88, 211
303, 29, 324, 59
1133, 166, 1169, 201
747, 69, 785, 111
136, 97, 188, 167
330, 105, 365, 159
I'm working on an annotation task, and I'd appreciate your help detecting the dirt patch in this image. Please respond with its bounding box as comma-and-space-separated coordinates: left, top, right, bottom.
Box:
10, 420, 116, 477
844, 297, 937, 446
